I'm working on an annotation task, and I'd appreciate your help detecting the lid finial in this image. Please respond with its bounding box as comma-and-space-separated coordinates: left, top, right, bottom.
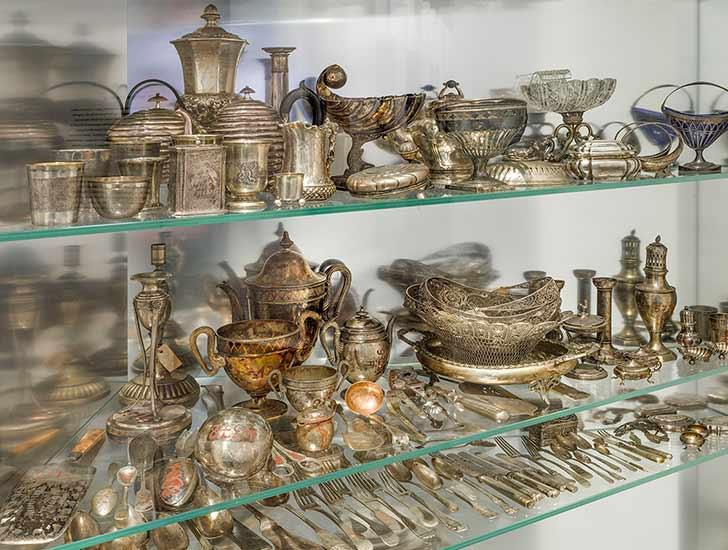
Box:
201, 4, 221, 26
280, 231, 293, 249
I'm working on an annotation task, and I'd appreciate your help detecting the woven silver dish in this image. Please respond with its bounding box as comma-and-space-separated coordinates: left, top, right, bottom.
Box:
404, 284, 570, 365
422, 276, 560, 321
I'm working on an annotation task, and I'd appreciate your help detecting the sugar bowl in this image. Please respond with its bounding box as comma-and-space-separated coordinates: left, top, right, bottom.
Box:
268, 364, 344, 412
295, 399, 336, 454
320, 306, 395, 383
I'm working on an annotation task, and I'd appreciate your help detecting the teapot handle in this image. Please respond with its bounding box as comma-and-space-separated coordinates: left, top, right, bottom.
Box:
279, 80, 327, 125
318, 259, 352, 321
189, 326, 225, 376
319, 320, 341, 366
123, 78, 182, 116
295, 310, 323, 364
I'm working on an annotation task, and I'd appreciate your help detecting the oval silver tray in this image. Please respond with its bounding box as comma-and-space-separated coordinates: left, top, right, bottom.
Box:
403, 331, 596, 384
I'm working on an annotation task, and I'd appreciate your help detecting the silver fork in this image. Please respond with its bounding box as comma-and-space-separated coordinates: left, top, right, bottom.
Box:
521, 436, 594, 483
495, 436, 585, 488
291, 472, 372, 550
353, 472, 438, 528
319, 479, 399, 547
346, 473, 436, 540
378, 470, 468, 533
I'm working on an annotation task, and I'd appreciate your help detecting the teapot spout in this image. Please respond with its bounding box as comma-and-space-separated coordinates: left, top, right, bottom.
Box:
217, 281, 246, 322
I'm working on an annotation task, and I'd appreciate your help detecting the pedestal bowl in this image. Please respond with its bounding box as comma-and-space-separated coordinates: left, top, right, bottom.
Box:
433, 98, 527, 191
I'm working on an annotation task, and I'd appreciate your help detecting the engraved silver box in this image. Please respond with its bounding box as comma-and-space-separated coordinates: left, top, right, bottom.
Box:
169, 144, 226, 217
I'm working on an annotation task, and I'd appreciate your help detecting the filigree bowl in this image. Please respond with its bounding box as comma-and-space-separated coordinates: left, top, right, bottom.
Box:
404, 283, 570, 365
433, 98, 527, 190
420, 276, 561, 324
316, 64, 425, 182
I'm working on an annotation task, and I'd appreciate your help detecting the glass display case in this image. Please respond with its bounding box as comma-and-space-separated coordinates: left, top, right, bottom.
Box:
2, 1, 728, 549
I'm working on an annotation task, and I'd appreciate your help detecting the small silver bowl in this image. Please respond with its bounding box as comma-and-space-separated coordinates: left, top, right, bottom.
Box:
86, 176, 150, 219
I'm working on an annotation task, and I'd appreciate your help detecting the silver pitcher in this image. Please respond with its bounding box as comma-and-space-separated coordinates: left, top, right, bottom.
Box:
281, 120, 337, 202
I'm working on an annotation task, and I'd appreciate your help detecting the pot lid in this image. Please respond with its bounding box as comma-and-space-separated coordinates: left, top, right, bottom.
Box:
171, 4, 246, 44
645, 235, 668, 271
342, 306, 387, 336
107, 94, 186, 141
247, 231, 325, 289
210, 86, 284, 140
563, 303, 604, 331
571, 139, 637, 159
244, 225, 309, 277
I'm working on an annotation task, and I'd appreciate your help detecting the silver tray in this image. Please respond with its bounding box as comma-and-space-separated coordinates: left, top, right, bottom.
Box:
400, 329, 596, 384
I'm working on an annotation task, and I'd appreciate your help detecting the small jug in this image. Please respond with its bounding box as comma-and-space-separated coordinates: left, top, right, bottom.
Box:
281, 120, 338, 202
320, 306, 396, 384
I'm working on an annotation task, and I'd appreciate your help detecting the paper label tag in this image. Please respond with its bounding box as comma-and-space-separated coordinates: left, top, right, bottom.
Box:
157, 344, 183, 373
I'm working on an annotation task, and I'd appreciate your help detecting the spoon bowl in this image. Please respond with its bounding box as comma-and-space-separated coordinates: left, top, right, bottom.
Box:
155, 457, 200, 510
91, 462, 120, 518
64, 511, 101, 544
345, 381, 384, 416
151, 514, 190, 550
192, 486, 233, 538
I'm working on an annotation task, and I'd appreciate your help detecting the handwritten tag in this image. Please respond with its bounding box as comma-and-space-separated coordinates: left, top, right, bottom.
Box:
157, 344, 182, 373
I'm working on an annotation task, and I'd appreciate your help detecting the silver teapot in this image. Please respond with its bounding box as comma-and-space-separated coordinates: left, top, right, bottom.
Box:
320, 306, 396, 383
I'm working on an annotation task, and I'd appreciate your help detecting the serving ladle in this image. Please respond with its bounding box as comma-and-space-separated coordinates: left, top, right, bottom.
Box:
64, 511, 101, 544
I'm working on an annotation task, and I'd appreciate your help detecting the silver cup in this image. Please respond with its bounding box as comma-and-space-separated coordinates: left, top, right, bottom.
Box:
274, 172, 305, 207
54, 148, 111, 214
223, 138, 271, 212
118, 157, 165, 214
688, 305, 718, 341
26, 162, 84, 226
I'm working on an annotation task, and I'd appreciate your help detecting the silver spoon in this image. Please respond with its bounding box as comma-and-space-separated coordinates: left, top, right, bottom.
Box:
151, 513, 190, 550
64, 511, 101, 544
91, 462, 120, 518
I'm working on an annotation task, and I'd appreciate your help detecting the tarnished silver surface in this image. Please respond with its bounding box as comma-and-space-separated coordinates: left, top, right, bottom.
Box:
168, 144, 226, 217
282, 120, 338, 201
211, 87, 284, 178
86, 176, 149, 220
400, 331, 595, 385
171, 4, 248, 128
224, 138, 271, 212
316, 64, 425, 181
26, 162, 84, 225
347, 163, 430, 198
565, 139, 641, 181
194, 408, 272, 481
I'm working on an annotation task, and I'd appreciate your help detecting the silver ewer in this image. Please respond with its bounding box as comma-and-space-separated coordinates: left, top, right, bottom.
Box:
281, 120, 338, 201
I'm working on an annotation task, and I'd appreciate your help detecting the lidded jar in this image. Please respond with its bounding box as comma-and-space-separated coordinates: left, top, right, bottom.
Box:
171, 4, 246, 96
170, 4, 248, 129
107, 93, 188, 184
613, 229, 646, 346
566, 139, 641, 181
635, 235, 677, 361
210, 86, 284, 178
676, 306, 701, 348
320, 306, 395, 383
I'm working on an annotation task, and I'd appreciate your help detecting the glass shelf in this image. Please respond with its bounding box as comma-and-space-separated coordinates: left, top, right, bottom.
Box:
1, 170, 725, 243
40, 356, 728, 549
